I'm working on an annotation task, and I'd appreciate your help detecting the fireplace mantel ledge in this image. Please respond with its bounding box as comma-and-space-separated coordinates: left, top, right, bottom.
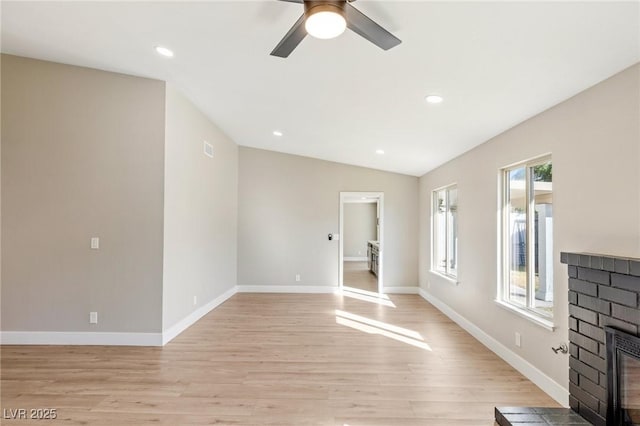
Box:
560, 252, 640, 276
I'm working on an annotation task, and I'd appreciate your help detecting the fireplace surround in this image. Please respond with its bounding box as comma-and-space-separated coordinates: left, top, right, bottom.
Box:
561, 252, 640, 426
496, 253, 640, 426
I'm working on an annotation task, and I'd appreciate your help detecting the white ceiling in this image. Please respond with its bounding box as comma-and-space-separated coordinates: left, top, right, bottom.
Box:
2, 1, 639, 176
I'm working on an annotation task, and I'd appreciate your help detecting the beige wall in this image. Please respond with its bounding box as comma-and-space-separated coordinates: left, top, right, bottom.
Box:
0, 54, 3, 333
1, 55, 166, 332
419, 64, 640, 393
343, 203, 377, 258
163, 85, 238, 331
238, 147, 418, 288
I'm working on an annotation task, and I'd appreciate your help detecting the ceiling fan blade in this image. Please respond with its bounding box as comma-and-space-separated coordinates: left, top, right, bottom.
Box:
271, 13, 307, 58
345, 2, 401, 51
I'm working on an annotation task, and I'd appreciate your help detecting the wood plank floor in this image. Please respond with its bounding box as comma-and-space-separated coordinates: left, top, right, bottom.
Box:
1, 293, 559, 425
343, 261, 378, 293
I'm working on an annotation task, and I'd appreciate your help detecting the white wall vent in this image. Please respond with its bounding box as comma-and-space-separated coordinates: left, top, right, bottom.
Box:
203, 141, 214, 158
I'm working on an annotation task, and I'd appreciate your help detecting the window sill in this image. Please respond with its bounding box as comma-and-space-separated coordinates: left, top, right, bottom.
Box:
429, 270, 459, 286
494, 299, 555, 331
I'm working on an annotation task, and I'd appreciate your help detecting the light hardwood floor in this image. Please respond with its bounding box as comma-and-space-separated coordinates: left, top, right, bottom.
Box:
1, 293, 558, 425
343, 261, 378, 293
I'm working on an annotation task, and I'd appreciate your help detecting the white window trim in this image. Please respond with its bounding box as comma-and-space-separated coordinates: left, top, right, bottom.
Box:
498, 155, 554, 328
431, 183, 458, 281
494, 299, 555, 331
429, 269, 459, 286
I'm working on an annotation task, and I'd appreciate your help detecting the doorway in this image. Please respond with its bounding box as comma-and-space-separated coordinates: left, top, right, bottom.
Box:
339, 192, 383, 294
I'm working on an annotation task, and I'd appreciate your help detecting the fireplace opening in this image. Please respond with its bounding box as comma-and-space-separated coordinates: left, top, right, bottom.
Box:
606, 326, 640, 425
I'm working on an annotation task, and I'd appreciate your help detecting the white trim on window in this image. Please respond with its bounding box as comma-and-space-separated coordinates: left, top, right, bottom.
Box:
431, 183, 458, 281
494, 299, 555, 331
429, 269, 459, 286
498, 155, 554, 327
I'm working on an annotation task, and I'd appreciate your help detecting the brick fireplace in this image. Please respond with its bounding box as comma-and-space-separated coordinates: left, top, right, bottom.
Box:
561, 252, 640, 426
496, 252, 640, 426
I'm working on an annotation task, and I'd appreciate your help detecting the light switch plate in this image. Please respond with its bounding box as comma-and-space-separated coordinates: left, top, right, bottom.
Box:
90, 237, 100, 250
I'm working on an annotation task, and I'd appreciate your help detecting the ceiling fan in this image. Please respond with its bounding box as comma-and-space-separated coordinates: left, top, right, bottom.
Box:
270, 0, 401, 58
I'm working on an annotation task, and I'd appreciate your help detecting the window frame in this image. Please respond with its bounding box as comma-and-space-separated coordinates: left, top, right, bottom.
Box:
498, 155, 554, 328
431, 183, 458, 281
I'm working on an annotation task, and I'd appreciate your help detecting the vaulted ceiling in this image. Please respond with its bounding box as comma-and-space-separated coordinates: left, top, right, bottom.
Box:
2, 1, 639, 176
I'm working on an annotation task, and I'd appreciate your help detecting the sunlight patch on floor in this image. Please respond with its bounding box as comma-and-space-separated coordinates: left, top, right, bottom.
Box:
338, 288, 396, 307
335, 310, 432, 351
342, 287, 389, 299
335, 309, 422, 340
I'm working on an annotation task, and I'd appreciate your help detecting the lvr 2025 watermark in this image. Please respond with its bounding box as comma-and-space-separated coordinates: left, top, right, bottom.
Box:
3, 408, 57, 420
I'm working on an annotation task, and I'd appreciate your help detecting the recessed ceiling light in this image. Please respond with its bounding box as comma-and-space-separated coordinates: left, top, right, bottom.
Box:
425, 95, 443, 104
155, 46, 174, 58
273, 130, 283, 137
375, 149, 385, 155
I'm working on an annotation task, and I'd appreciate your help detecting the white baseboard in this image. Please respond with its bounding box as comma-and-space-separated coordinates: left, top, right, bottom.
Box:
418, 288, 569, 407
236, 285, 339, 294
162, 286, 237, 345
0, 286, 238, 347
344, 257, 368, 262
0, 331, 163, 346
384, 286, 419, 294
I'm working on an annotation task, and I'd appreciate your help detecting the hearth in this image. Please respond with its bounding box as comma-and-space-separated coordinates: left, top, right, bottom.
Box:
606, 326, 640, 425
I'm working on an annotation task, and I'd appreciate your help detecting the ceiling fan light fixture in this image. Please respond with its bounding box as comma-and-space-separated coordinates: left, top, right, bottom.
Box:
305, 4, 347, 40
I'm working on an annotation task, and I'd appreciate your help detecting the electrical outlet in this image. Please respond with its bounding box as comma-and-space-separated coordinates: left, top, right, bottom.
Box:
90, 237, 100, 250
427, 281, 431, 289
89, 312, 98, 324
193, 296, 197, 306
295, 274, 301, 282
515, 332, 522, 347
203, 141, 214, 158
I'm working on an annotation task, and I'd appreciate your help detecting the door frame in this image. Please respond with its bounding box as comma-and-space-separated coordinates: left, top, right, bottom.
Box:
339, 191, 384, 294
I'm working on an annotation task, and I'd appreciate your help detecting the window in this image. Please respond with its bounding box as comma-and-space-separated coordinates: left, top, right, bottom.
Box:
432, 185, 458, 279
501, 157, 553, 320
